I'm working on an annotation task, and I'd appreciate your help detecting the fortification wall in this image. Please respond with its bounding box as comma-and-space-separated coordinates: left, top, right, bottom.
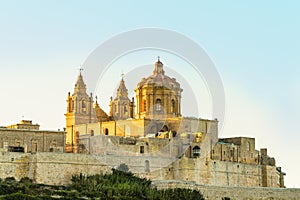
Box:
148, 157, 280, 187
0, 152, 281, 187
33, 153, 111, 185
0, 152, 31, 180
153, 180, 300, 200
0, 152, 111, 185
0, 152, 297, 199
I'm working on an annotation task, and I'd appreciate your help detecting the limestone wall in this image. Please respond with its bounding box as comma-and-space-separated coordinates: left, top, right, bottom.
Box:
0, 128, 65, 153
33, 153, 111, 185
148, 157, 281, 188
0, 152, 290, 192
0, 152, 30, 180
153, 180, 300, 200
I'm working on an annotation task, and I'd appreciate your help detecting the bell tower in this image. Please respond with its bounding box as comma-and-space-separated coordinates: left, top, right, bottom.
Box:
65, 70, 97, 146
109, 75, 134, 120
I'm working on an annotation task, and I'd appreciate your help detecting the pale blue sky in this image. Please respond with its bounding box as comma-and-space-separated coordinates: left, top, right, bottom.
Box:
0, 1, 299, 187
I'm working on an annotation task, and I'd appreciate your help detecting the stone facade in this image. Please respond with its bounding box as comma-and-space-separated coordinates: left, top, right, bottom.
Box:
0, 120, 65, 153
7, 120, 40, 130
76, 134, 284, 188
0, 151, 295, 198
0, 152, 289, 189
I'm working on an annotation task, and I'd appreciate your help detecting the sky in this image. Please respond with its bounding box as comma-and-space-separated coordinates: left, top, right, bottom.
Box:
0, 1, 299, 187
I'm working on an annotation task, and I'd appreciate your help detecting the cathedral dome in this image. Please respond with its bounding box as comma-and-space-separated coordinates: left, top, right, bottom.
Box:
135, 58, 183, 119
136, 58, 181, 90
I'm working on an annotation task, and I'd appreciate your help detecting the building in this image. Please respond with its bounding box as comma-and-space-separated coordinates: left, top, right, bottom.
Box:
0, 120, 65, 153
65, 58, 285, 188
65, 58, 218, 151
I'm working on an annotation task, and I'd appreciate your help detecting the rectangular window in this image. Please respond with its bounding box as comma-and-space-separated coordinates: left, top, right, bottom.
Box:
33, 143, 37, 152
3, 142, 8, 149
140, 146, 144, 154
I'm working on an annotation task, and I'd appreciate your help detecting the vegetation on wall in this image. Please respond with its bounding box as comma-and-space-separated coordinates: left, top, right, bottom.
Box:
0, 170, 204, 200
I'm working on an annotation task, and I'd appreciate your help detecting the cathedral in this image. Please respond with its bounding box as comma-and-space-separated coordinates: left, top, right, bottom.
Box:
65, 57, 218, 146
64, 58, 286, 188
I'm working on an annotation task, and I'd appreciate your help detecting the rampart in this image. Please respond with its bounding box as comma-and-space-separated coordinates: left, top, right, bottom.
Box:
0, 152, 299, 199
153, 180, 300, 200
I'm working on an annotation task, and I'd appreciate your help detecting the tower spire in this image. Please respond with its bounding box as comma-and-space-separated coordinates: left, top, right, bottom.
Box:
74, 67, 86, 94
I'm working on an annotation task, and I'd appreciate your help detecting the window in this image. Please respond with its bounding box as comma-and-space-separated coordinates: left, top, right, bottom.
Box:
192, 146, 201, 157
171, 99, 175, 113
3, 142, 8, 149
82, 100, 86, 108
155, 99, 162, 112
104, 128, 109, 135
82, 100, 87, 112
140, 146, 144, 154
32, 143, 37, 152
247, 142, 250, 151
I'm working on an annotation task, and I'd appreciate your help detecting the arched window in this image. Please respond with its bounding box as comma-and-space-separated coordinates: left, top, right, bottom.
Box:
155, 99, 162, 112
171, 99, 175, 113
247, 142, 250, 151
82, 100, 86, 108
192, 146, 201, 157
104, 128, 109, 135
82, 99, 86, 112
